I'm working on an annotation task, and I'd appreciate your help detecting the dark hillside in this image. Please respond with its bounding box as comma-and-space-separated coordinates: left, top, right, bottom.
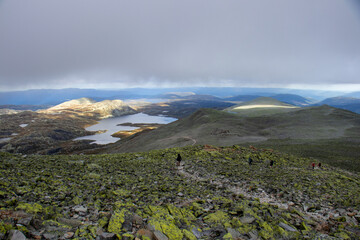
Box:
100, 106, 360, 172
139, 99, 235, 118
104, 105, 359, 153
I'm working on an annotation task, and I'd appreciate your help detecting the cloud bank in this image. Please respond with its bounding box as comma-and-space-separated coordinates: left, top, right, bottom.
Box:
0, 0, 359, 91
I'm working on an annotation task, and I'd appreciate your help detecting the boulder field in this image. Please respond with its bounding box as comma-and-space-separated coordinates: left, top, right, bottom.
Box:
0, 145, 359, 239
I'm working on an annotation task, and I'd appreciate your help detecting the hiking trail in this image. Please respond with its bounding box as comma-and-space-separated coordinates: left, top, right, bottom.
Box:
176, 163, 338, 223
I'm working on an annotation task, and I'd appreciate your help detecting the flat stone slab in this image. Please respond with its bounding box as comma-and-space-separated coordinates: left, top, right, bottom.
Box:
279, 222, 298, 232
154, 230, 169, 240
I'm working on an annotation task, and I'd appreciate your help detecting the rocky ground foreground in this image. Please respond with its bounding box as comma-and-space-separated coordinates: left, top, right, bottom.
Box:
1, 145, 359, 239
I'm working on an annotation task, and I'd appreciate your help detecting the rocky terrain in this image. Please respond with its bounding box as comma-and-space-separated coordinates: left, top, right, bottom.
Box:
0, 109, 22, 115
0, 96, 235, 155
0, 98, 139, 154
0, 145, 359, 239
0, 111, 99, 154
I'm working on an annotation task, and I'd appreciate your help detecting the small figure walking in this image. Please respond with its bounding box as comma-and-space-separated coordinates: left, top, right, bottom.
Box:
318, 162, 321, 168
248, 157, 253, 166
176, 153, 182, 167
311, 162, 315, 169
269, 160, 274, 168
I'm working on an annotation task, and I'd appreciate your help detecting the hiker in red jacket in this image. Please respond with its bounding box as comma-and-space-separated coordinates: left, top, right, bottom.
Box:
311, 162, 315, 169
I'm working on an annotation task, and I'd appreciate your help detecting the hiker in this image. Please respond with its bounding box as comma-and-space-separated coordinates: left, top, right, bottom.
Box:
311, 162, 315, 169
176, 153, 182, 166
248, 157, 253, 166
269, 160, 274, 168
318, 162, 321, 168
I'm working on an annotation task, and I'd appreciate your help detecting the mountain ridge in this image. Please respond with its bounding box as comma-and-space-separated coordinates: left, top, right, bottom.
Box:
313, 97, 360, 113
40, 98, 136, 119
225, 94, 313, 106
225, 97, 300, 117
0, 87, 352, 105
101, 105, 359, 153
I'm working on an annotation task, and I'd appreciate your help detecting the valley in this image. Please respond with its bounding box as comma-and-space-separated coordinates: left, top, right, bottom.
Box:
1, 94, 359, 173
0, 91, 359, 239
0, 97, 235, 155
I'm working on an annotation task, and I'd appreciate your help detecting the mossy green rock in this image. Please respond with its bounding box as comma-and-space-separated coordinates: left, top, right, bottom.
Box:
108, 208, 130, 235
0, 222, 13, 234
222, 232, 234, 239
182, 229, 197, 240
166, 204, 196, 226
98, 216, 109, 229
122, 233, 135, 239
299, 221, 311, 233
147, 207, 184, 240
259, 221, 274, 239
334, 231, 351, 239
148, 218, 183, 240
16, 202, 43, 214
203, 210, 230, 227
188, 202, 204, 217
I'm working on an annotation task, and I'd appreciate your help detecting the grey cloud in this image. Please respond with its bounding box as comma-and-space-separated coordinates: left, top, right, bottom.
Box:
0, 0, 359, 90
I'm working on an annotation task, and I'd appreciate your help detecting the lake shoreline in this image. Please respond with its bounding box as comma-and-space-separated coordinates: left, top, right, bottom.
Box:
73, 113, 177, 145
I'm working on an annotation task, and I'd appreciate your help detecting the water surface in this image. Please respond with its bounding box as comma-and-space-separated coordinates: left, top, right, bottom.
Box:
74, 113, 177, 144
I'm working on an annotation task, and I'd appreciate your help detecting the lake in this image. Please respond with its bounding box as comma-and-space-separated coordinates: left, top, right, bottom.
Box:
74, 113, 177, 144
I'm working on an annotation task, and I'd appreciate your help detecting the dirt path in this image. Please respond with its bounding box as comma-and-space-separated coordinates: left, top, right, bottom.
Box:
177, 166, 289, 209
176, 165, 335, 222
183, 136, 197, 146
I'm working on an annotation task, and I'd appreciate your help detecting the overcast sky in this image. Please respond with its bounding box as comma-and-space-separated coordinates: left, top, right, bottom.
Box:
0, 0, 360, 91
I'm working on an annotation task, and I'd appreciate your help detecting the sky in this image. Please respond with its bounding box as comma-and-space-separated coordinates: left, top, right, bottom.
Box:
0, 0, 360, 92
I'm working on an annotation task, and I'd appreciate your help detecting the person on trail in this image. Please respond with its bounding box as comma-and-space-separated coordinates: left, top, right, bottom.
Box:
176, 153, 182, 167
318, 162, 321, 168
270, 160, 274, 168
312, 162, 315, 169
248, 157, 253, 166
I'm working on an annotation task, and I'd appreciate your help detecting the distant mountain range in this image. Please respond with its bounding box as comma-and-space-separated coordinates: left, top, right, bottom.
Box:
0, 87, 355, 105
270, 94, 315, 106
1, 87, 360, 114
344, 91, 360, 98
0, 104, 50, 111
312, 97, 360, 114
